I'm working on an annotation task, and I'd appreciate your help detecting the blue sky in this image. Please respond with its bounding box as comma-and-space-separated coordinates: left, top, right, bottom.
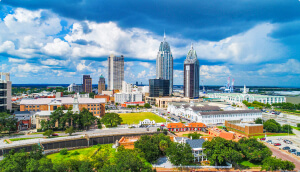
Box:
0, 0, 300, 87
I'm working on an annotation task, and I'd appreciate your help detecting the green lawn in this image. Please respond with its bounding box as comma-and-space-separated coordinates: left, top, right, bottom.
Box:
292, 126, 300, 131
238, 160, 262, 168
251, 133, 295, 139
118, 112, 166, 125
47, 144, 106, 162
10, 137, 41, 141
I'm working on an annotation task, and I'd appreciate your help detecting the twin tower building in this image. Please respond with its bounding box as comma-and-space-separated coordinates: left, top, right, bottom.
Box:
156, 33, 200, 98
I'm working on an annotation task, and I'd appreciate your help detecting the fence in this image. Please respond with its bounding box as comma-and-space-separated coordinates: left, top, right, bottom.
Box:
0, 131, 160, 156
153, 162, 232, 169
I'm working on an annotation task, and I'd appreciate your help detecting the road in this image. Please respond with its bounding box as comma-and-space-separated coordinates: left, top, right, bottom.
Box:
155, 108, 191, 123
265, 143, 300, 170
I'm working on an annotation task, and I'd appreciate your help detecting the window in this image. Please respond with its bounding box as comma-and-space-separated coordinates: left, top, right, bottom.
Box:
88, 108, 90, 110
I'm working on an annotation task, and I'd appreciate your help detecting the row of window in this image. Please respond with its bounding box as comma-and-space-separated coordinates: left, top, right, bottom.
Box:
88, 104, 100, 107
88, 108, 100, 110
26, 105, 40, 108
202, 113, 260, 118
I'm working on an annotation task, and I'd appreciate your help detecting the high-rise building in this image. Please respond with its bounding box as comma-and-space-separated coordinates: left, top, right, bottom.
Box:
149, 78, 170, 97
184, 44, 199, 98
122, 81, 133, 93
108, 54, 124, 90
156, 33, 173, 94
83, 75, 92, 93
0, 72, 12, 112
98, 75, 105, 94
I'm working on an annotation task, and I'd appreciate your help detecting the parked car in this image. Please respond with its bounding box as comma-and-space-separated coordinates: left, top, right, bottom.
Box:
282, 146, 290, 150
260, 137, 266, 141
274, 143, 281, 146
288, 149, 297, 153
52, 133, 59, 136
296, 152, 300, 156
266, 140, 272, 144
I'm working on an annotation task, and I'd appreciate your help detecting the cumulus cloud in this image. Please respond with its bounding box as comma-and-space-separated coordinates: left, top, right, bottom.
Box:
137, 70, 146, 78
200, 65, 231, 79
258, 59, 300, 75
42, 38, 71, 56
139, 62, 152, 68
194, 23, 286, 64
8, 58, 25, 63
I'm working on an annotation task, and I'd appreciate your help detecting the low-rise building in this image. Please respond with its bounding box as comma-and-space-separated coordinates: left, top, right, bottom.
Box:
174, 137, 207, 162
225, 120, 263, 136
67, 83, 83, 93
145, 97, 201, 108
167, 122, 207, 132
115, 92, 143, 104
167, 102, 262, 125
20, 94, 106, 117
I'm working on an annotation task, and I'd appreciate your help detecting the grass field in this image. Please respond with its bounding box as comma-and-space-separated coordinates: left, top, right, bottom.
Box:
292, 126, 300, 131
47, 144, 107, 162
238, 160, 261, 168
251, 133, 295, 139
10, 137, 41, 141
118, 112, 166, 125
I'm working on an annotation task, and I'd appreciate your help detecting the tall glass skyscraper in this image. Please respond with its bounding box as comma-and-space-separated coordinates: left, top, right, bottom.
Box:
108, 54, 124, 90
184, 44, 199, 98
156, 33, 173, 94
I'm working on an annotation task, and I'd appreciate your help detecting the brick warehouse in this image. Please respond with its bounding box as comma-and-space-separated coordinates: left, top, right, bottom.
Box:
225, 120, 263, 136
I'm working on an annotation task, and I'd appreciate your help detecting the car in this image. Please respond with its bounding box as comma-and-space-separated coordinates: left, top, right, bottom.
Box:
274, 143, 281, 146
288, 149, 297, 153
266, 140, 272, 144
260, 137, 266, 141
52, 133, 59, 136
282, 146, 290, 150
296, 152, 300, 156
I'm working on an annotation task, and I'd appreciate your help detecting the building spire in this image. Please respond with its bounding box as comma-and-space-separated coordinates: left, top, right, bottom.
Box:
191, 43, 193, 49
163, 30, 166, 42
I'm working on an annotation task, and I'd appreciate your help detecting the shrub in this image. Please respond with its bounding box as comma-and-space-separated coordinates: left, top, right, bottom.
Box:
297, 123, 300, 128
70, 151, 80, 156
59, 148, 68, 155
157, 128, 161, 132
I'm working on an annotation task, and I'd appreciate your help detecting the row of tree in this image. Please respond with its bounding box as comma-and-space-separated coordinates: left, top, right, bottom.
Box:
134, 133, 194, 165
272, 102, 300, 111
242, 100, 271, 109
40, 107, 99, 131
255, 118, 293, 133
203, 137, 294, 170
0, 144, 154, 172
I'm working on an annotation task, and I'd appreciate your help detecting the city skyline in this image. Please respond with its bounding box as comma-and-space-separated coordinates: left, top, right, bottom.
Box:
0, 1, 300, 87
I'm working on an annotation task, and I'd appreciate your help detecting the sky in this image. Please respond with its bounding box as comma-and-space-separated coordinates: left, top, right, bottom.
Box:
0, 0, 300, 87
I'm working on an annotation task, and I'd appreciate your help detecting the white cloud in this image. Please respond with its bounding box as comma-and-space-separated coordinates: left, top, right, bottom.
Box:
137, 70, 146, 78
42, 38, 71, 56
40, 58, 70, 66
194, 23, 286, 64
76, 60, 96, 72
258, 59, 300, 75
8, 58, 25, 63
200, 65, 231, 79
139, 62, 152, 68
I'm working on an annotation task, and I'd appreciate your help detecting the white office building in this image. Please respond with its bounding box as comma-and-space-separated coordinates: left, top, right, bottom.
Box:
108, 54, 124, 90
115, 93, 143, 104
167, 102, 262, 125
67, 83, 83, 93
122, 81, 133, 93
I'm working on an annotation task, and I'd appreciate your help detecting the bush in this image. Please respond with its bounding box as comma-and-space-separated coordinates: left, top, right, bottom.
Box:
59, 149, 68, 155
297, 123, 300, 128
157, 128, 161, 132
163, 129, 168, 135
70, 151, 80, 156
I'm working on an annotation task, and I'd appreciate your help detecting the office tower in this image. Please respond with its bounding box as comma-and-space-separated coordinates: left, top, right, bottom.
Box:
156, 33, 173, 94
184, 44, 200, 98
98, 75, 105, 94
149, 78, 170, 97
122, 81, 133, 93
83, 75, 92, 93
108, 54, 124, 90
0, 72, 12, 112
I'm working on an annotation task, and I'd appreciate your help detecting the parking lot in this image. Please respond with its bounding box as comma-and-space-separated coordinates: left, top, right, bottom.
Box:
264, 136, 300, 155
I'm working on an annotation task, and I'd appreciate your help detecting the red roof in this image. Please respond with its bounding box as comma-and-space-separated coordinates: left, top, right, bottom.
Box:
167, 123, 186, 128
188, 123, 206, 128
219, 132, 234, 140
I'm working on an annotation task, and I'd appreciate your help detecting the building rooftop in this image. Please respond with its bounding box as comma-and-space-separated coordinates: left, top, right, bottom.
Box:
20, 97, 106, 105
200, 110, 261, 116
186, 139, 205, 149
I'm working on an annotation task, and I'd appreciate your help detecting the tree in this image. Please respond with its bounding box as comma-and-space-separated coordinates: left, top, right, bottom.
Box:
50, 107, 65, 129
65, 126, 75, 136
297, 123, 300, 128
159, 140, 168, 153
134, 135, 160, 163
80, 108, 97, 130
187, 132, 202, 139
166, 142, 194, 166
38, 158, 54, 172
97, 118, 102, 129
0, 149, 29, 171
144, 103, 151, 108
261, 157, 295, 171
238, 138, 272, 162
0, 112, 17, 134
254, 118, 263, 124
89, 92, 96, 98
282, 124, 293, 134
101, 113, 123, 127
263, 119, 281, 133
43, 129, 54, 138
203, 137, 243, 166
